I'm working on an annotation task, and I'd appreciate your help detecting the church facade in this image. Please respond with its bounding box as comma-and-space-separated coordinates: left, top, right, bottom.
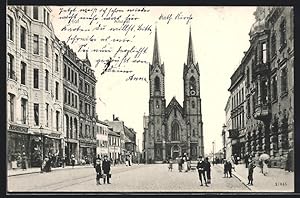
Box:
143, 28, 204, 163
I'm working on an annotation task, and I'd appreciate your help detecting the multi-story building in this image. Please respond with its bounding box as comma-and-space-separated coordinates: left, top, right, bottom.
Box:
222, 95, 232, 160
7, 6, 64, 168
228, 63, 246, 159
96, 120, 109, 157
62, 43, 80, 164
226, 7, 294, 167
142, 115, 149, 163
144, 28, 204, 163
78, 53, 97, 162
108, 127, 121, 163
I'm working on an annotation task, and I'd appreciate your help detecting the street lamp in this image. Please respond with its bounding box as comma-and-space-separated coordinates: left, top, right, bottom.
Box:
222, 124, 227, 160
212, 141, 215, 165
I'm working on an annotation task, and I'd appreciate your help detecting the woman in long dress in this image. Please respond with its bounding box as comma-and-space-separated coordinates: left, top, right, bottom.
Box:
262, 160, 269, 176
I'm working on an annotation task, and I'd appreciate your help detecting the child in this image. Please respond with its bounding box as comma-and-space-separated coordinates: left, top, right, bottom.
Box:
95, 158, 102, 185
168, 158, 173, 171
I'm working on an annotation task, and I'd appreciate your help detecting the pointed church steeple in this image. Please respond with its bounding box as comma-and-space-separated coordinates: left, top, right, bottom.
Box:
152, 25, 161, 66
187, 26, 195, 65
86, 51, 89, 60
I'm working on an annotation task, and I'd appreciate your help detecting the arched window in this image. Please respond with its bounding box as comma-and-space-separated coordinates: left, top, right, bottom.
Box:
192, 129, 195, 136
154, 76, 160, 91
190, 76, 196, 91
171, 121, 180, 141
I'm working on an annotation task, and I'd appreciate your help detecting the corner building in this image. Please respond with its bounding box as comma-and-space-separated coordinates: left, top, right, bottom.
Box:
7, 6, 64, 168
145, 28, 204, 163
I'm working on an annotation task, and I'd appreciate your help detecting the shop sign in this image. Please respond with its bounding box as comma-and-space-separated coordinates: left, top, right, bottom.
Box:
9, 124, 28, 133
49, 133, 61, 138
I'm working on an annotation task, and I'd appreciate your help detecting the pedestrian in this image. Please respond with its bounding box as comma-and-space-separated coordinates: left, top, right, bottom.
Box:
178, 156, 183, 172
183, 154, 188, 172
95, 158, 102, 185
61, 155, 65, 168
286, 149, 293, 172
197, 156, 208, 187
71, 154, 75, 168
102, 155, 111, 184
168, 157, 173, 172
21, 153, 27, 171
247, 158, 256, 185
245, 153, 249, 168
227, 160, 233, 177
223, 160, 228, 178
262, 160, 269, 176
125, 155, 129, 166
204, 157, 211, 184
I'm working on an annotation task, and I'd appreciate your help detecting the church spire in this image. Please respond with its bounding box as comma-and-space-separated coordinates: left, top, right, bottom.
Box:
187, 26, 195, 65
86, 51, 89, 60
152, 25, 161, 65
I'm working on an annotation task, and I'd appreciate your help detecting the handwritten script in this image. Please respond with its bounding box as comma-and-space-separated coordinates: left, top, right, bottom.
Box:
57, 7, 193, 82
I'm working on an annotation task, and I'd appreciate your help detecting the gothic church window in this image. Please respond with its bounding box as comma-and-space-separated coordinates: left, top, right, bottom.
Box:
154, 76, 160, 91
171, 122, 180, 141
192, 101, 195, 108
190, 76, 196, 91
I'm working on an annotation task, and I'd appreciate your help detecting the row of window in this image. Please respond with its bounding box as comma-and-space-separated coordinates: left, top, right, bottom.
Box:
79, 100, 95, 117
64, 89, 78, 108
11, 6, 50, 25
97, 126, 108, 135
232, 112, 245, 130
7, 16, 52, 58
8, 93, 60, 131
232, 88, 244, 109
109, 136, 120, 147
79, 122, 96, 139
79, 78, 96, 98
65, 115, 78, 139
64, 64, 78, 86
96, 140, 108, 148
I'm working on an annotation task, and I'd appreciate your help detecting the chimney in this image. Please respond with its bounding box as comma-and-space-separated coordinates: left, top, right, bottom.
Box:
113, 114, 115, 121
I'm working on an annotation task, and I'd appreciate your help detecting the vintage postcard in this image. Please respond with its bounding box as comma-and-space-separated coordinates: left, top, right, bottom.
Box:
6, 5, 294, 193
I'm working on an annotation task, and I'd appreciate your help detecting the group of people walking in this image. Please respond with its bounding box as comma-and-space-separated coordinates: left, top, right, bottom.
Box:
94, 154, 112, 185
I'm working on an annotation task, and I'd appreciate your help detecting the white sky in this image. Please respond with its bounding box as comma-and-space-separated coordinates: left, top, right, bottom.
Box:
50, 6, 257, 155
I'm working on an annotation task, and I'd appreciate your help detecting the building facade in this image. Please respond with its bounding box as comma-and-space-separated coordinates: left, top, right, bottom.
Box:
222, 95, 232, 160
96, 120, 109, 157
144, 28, 204, 163
62, 43, 80, 164
226, 7, 294, 167
108, 128, 121, 163
78, 53, 97, 162
228, 64, 246, 159
7, 6, 64, 168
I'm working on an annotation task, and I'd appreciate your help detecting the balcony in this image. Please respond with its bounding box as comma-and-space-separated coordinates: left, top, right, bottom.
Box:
253, 103, 271, 121
228, 129, 239, 139
252, 62, 270, 77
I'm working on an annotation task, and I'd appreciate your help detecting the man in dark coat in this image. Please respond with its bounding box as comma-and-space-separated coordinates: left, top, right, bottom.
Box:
204, 157, 211, 184
95, 158, 102, 185
227, 160, 233, 177
197, 156, 208, 187
102, 155, 111, 184
244, 153, 249, 168
247, 158, 256, 185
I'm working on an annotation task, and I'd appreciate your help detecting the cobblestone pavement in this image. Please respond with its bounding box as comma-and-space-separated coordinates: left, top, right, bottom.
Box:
8, 164, 250, 192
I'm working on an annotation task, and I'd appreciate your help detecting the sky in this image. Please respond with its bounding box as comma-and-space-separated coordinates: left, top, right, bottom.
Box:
50, 6, 257, 155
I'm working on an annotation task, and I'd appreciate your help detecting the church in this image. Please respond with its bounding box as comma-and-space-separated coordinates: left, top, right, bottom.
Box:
144, 27, 204, 163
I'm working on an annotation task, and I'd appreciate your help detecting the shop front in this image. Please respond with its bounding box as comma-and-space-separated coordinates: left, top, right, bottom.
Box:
7, 124, 30, 169
79, 140, 96, 164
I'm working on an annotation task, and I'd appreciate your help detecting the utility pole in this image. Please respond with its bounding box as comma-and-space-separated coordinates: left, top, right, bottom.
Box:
138, 139, 140, 165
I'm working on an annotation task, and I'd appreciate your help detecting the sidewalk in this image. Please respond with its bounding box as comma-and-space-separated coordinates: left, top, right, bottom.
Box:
7, 165, 94, 177
8, 163, 133, 177
217, 163, 294, 192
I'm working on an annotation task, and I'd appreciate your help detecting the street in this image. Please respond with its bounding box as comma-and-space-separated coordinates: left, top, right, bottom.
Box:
8, 164, 249, 192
